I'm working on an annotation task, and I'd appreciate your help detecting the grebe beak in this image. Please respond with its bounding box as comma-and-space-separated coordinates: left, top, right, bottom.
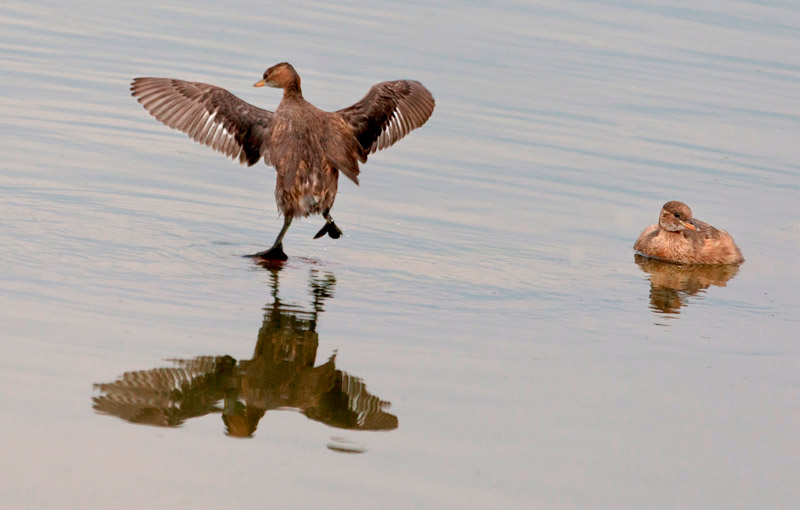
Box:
253, 79, 267, 88
681, 219, 698, 231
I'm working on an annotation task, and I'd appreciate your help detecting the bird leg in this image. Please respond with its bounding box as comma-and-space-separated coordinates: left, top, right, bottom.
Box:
246, 216, 292, 260
314, 210, 343, 240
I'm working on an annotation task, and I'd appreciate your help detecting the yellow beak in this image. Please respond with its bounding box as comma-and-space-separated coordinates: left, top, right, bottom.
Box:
253, 79, 267, 88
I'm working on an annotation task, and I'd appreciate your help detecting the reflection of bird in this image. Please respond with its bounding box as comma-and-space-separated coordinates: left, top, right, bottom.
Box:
93, 267, 397, 439
92, 356, 236, 427
634, 201, 744, 264
131, 62, 435, 260
634, 254, 741, 314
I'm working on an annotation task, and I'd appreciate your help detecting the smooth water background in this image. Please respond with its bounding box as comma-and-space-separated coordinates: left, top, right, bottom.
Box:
2, 0, 799, 507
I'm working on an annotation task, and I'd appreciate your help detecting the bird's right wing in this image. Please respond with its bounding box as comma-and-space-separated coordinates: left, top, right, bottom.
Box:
131, 78, 274, 166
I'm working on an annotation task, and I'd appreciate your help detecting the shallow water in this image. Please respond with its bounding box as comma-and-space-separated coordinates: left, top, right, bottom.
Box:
2, 0, 799, 507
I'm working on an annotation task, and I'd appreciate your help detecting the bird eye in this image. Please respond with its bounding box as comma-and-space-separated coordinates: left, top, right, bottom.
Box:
673, 212, 680, 218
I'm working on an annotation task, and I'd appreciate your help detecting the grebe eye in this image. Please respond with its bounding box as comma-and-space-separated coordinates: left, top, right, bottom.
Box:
673, 212, 680, 218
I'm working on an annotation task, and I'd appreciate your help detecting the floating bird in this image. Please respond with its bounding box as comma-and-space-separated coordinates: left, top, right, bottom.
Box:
131, 62, 435, 260
634, 201, 744, 264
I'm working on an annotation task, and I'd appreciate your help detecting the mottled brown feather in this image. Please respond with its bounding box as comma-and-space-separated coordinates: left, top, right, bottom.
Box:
634, 201, 744, 264
131, 64, 434, 227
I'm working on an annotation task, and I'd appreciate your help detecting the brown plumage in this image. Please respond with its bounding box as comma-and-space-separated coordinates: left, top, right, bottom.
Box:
131, 62, 435, 260
634, 201, 744, 264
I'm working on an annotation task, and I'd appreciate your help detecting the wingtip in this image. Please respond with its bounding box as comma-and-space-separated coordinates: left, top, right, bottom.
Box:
130, 77, 144, 95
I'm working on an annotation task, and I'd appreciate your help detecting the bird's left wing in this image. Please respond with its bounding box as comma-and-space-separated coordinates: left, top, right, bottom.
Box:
336, 80, 434, 157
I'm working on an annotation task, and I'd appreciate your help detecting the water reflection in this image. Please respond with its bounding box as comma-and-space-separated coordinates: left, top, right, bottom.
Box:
93, 267, 397, 441
634, 254, 741, 315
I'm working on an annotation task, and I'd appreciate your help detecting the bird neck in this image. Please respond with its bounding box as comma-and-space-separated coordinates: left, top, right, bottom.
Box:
282, 76, 302, 99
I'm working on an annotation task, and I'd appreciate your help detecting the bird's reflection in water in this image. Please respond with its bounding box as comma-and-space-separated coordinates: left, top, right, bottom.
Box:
93, 267, 397, 442
634, 254, 741, 315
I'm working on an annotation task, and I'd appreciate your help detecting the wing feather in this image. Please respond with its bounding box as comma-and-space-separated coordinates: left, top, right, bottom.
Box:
131, 78, 274, 166
336, 80, 434, 156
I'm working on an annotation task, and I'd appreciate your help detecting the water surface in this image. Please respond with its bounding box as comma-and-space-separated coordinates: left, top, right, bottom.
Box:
1, 0, 799, 508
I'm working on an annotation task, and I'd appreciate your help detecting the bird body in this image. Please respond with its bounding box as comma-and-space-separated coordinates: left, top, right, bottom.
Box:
634, 201, 743, 265
131, 62, 434, 259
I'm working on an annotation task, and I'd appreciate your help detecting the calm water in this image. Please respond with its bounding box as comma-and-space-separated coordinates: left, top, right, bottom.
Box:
2, 0, 799, 507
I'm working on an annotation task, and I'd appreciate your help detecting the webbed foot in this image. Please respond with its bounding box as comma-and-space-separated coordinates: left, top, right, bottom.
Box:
313, 221, 343, 240
245, 243, 288, 261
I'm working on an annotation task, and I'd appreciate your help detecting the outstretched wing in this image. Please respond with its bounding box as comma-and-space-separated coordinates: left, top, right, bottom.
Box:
131, 78, 273, 166
92, 356, 235, 427
336, 80, 434, 156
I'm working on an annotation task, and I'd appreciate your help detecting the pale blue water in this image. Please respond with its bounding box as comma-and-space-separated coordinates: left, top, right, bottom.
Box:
1, 0, 799, 507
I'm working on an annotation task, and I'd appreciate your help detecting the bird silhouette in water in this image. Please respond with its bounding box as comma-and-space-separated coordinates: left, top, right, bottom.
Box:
131, 62, 435, 260
92, 267, 397, 440
634, 254, 741, 315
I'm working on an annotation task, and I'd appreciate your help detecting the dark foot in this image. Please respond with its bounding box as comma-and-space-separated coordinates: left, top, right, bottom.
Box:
313, 221, 343, 240
244, 243, 287, 261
